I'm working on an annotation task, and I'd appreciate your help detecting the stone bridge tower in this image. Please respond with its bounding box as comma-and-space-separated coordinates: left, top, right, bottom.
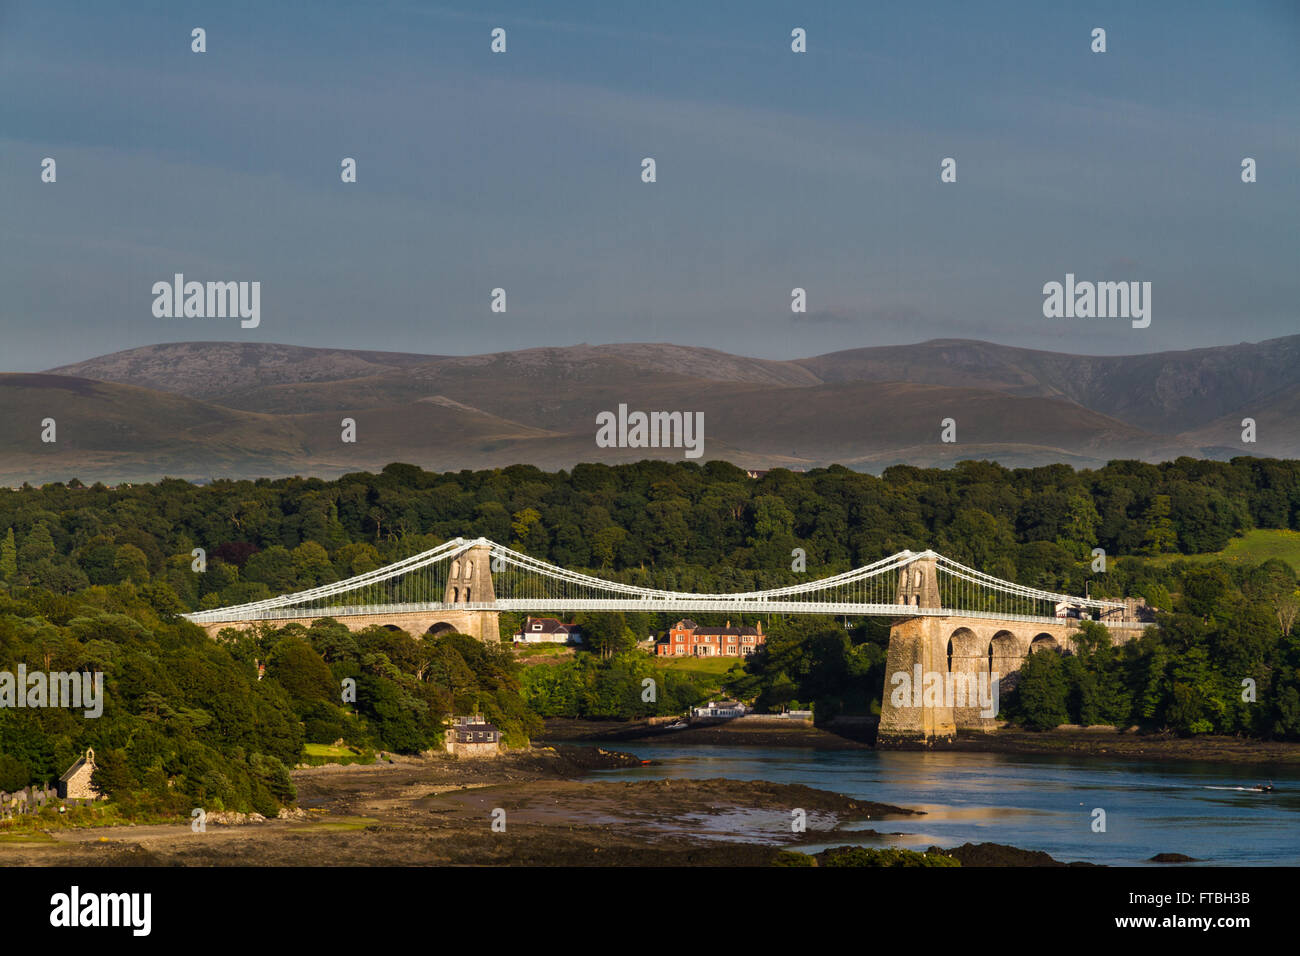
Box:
880, 554, 957, 745
894, 553, 941, 608
438, 541, 500, 642
196, 540, 503, 643
444, 542, 496, 607
877, 551, 1113, 748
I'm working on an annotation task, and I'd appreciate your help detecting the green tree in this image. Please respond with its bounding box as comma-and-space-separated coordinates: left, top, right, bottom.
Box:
1012, 650, 1070, 730
0, 752, 30, 791
114, 543, 151, 585
0, 528, 17, 587
18, 522, 56, 570
1139, 495, 1178, 555
266, 638, 338, 707
575, 612, 637, 660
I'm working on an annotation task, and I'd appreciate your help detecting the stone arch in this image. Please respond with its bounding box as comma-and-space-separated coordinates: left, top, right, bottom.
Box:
948, 626, 989, 727
1030, 633, 1060, 654
464, 587, 472, 603
946, 627, 983, 675
452, 587, 460, 603
989, 630, 1020, 672
989, 630, 1022, 698
464, 561, 474, 578
451, 559, 460, 578
380, 624, 405, 632
426, 621, 457, 638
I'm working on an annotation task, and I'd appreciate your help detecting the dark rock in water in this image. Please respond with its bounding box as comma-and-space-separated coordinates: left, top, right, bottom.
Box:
926, 842, 1100, 867
525, 744, 647, 773
1148, 852, 1200, 863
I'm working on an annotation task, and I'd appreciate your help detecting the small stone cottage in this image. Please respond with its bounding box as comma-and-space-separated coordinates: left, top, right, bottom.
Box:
444, 715, 502, 758
58, 748, 103, 800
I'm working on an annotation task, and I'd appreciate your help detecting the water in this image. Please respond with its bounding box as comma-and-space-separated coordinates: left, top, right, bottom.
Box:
582, 743, 1300, 866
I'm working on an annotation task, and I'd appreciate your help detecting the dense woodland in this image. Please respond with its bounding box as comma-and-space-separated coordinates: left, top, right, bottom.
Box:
0, 457, 1295, 605
0, 457, 1298, 812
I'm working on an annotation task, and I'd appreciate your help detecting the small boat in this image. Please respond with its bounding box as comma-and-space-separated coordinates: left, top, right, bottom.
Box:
666, 721, 689, 730
1252, 782, 1275, 792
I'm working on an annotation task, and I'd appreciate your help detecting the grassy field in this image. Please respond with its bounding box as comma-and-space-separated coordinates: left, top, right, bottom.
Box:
300, 743, 374, 767
1126, 529, 1300, 569
653, 654, 745, 695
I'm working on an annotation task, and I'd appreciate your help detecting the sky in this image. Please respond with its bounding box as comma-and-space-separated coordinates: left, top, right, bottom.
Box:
2, 0, 1297, 370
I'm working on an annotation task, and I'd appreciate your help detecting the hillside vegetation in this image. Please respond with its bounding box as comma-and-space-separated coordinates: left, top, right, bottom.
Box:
0, 456, 1298, 815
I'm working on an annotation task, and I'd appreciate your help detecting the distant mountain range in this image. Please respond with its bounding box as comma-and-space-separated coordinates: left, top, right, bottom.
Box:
1, 335, 1293, 484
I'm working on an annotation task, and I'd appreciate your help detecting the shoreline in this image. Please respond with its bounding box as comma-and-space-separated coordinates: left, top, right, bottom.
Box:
539, 718, 1300, 767
0, 746, 1094, 867
0, 747, 920, 867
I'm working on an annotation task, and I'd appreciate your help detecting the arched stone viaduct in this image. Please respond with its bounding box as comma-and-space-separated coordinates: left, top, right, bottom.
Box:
877, 555, 1140, 746
195, 607, 501, 642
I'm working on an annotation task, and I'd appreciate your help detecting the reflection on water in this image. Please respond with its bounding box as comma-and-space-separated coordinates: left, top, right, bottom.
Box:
583, 744, 1300, 866
668, 808, 840, 845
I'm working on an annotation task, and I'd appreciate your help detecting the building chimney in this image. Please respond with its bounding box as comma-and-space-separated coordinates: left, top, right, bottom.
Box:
757, 620, 763, 635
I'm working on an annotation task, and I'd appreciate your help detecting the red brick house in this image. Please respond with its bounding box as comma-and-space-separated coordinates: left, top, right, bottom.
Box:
656, 619, 765, 657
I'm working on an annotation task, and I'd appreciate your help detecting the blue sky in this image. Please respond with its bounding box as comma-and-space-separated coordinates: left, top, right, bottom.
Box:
2, 0, 1297, 369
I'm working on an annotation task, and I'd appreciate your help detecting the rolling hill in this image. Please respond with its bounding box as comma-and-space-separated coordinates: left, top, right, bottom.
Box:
16, 334, 1295, 484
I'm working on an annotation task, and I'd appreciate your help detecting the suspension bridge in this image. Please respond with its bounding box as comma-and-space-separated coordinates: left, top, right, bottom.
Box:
182, 537, 1153, 744
181, 536, 1145, 633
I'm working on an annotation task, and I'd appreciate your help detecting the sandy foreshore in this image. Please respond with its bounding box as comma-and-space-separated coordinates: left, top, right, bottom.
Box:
0, 746, 922, 867
6, 726, 1271, 867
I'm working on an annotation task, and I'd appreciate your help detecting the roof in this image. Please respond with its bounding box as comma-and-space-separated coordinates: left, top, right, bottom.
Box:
59, 749, 95, 782
518, 617, 579, 634
451, 723, 500, 740
672, 619, 759, 636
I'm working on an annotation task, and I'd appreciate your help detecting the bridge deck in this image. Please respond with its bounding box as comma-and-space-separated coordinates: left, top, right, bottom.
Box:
183, 600, 1151, 629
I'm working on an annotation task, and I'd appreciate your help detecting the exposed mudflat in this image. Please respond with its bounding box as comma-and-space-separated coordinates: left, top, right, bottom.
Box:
942, 729, 1300, 766
0, 747, 919, 867
544, 718, 1300, 767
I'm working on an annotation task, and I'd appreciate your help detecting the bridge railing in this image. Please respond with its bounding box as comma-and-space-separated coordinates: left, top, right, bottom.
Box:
186, 599, 1153, 629
180, 538, 1146, 629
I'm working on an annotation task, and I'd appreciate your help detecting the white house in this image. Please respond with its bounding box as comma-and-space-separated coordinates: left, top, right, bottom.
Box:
513, 616, 583, 644
691, 700, 750, 719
